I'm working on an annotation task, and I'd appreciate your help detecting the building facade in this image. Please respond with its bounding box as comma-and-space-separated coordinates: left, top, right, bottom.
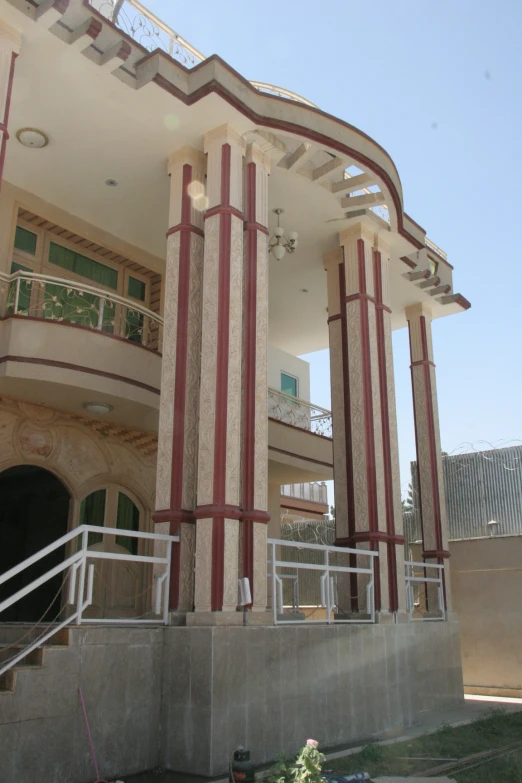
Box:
0, 0, 470, 779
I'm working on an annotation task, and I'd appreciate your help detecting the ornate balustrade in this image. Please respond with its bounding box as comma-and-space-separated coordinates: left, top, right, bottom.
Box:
268, 387, 332, 438
88, 0, 316, 105
0, 270, 163, 352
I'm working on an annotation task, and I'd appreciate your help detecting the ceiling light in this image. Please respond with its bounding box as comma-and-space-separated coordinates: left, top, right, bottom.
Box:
83, 402, 113, 415
16, 128, 49, 148
105, 178, 118, 187
268, 208, 298, 261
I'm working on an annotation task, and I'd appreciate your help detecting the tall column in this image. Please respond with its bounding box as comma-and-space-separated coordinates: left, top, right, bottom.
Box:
324, 223, 405, 616
194, 125, 246, 614
373, 238, 407, 613
0, 20, 21, 187
154, 146, 206, 612
241, 143, 270, 611
406, 302, 451, 610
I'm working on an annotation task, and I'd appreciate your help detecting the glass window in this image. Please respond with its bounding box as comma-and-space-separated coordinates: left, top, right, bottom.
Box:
128, 276, 146, 301
79, 489, 106, 547
281, 372, 298, 397
116, 493, 140, 555
48, 242, 118, 290
14, 226, 37, 255
429, 257, 439, 276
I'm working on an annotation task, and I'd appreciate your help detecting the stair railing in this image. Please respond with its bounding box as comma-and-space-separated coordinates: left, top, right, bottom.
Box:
0, 524, 178, 677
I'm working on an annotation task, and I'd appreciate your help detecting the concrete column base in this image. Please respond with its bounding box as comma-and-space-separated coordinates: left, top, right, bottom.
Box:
243, 610, 274, 626
167, 611, 188, 626
186, 611, 243, 626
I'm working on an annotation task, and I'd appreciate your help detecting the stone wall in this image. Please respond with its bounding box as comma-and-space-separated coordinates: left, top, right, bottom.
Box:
161, 621, 463, 777
0, 621, 463, 782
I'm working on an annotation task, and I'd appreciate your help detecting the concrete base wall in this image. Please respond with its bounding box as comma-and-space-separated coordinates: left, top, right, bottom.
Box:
0, 621, 463, 782
450, 536, 522, 697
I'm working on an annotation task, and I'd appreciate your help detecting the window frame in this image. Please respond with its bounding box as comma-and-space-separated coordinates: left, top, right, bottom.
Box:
281, 371, 299, 398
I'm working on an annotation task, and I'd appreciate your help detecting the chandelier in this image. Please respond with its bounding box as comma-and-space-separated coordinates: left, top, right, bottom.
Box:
268, 208, 298, 260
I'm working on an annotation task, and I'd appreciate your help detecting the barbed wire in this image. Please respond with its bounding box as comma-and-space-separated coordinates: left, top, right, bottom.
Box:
401, 439, 522, 501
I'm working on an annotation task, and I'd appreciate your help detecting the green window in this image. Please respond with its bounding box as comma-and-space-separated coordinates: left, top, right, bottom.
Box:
48, 242, 118, 290
128, 276, 146, 302
14, 226, 37, 255
116, 493, 140, 555
126, 277, 146, 344
79, 489, 106, 548
429, 258, 439, 276
281, 372, 298, 397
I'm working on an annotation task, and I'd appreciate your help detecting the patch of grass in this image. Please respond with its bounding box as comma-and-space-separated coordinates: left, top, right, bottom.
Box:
327, 709, 522, 781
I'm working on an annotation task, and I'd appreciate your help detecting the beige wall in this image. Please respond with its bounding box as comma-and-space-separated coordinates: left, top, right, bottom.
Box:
450, 535, 522, 697
268, 344, 310, 401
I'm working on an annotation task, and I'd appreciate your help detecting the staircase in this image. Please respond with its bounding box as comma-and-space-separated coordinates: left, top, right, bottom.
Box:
0, 624, 70, 695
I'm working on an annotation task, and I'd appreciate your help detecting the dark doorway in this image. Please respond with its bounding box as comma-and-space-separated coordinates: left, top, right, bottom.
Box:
0, 466, 70, 623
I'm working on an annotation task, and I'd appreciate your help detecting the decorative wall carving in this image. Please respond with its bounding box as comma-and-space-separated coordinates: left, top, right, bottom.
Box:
0, 397, 156, 507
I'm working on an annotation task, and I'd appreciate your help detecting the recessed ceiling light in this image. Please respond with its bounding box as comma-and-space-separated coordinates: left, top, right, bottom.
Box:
299, 288, 309, 293
83, 402, 113, 415
105, 178, 118, 187
16, 128, 49, 148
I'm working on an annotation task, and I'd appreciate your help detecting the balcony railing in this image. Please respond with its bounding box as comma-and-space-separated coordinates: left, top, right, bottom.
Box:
268, 387, 332, 438
0, 270, 163, 352
88, 0, 316, 106
281, 482, 328, 505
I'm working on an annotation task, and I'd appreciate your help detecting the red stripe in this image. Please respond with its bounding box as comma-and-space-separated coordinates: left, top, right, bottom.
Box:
242, 161, 258, 596
169, 165, 193, 512
373, 251, 398, 611
338, 262, 358, 610
211, 144, 233, 611
357, 238, 380, 609
0, 53, 17, 188
205, 204, 243, 221
166, 223, 204, 238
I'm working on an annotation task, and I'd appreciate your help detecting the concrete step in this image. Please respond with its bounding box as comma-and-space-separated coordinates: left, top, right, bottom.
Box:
0, 670, 15, 694
0, 644, 44, 667
0, 624, 70, 647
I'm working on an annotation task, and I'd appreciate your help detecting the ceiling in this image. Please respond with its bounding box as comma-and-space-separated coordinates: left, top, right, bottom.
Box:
1, 2, 464, 356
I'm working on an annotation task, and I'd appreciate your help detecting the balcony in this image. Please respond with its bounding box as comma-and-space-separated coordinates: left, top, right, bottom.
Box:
268, 388, 332, 439
0, 271, 162, 430
281, 481, 328, 505
88, 0, 317, 107
0, 270, 163, 352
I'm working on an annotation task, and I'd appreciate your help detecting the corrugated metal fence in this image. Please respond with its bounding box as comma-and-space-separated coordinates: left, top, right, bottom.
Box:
404, 446, 522, 543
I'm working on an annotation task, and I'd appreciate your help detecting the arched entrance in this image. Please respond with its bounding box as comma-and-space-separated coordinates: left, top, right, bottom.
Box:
0, 465, 70, 623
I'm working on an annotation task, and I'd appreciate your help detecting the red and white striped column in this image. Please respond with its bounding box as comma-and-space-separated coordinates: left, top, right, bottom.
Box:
241, 142, 271, 612
0, 20, 21, 188
154, 146, 206, 612
194, 125, 246, 615
324, 223, 405, 616
406, 302, 451, 610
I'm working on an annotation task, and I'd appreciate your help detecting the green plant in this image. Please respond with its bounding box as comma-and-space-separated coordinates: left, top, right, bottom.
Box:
265, 740, 327, 783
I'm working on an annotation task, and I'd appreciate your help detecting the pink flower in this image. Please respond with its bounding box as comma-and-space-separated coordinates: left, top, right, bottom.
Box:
306, 739, 319, 748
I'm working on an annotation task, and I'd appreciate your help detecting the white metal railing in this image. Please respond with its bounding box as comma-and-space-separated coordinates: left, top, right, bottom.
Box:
268, 388, 332, 438
267, 538, 377, 625
281, 482, 328, 505
0, 524, 178, 677
405, 560, 446, 621
88, 1, 316, 106
0, 270, 163, 352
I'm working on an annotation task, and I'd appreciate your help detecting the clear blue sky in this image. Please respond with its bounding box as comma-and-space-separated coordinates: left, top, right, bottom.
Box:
147, 0, 522, 496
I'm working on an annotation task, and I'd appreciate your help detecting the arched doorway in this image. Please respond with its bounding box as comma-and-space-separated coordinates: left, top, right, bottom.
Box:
0, 465, 70, 623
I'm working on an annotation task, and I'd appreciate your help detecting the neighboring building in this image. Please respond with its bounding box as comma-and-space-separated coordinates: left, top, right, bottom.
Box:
405, 446, 522, 697
0, 1, 470, 779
